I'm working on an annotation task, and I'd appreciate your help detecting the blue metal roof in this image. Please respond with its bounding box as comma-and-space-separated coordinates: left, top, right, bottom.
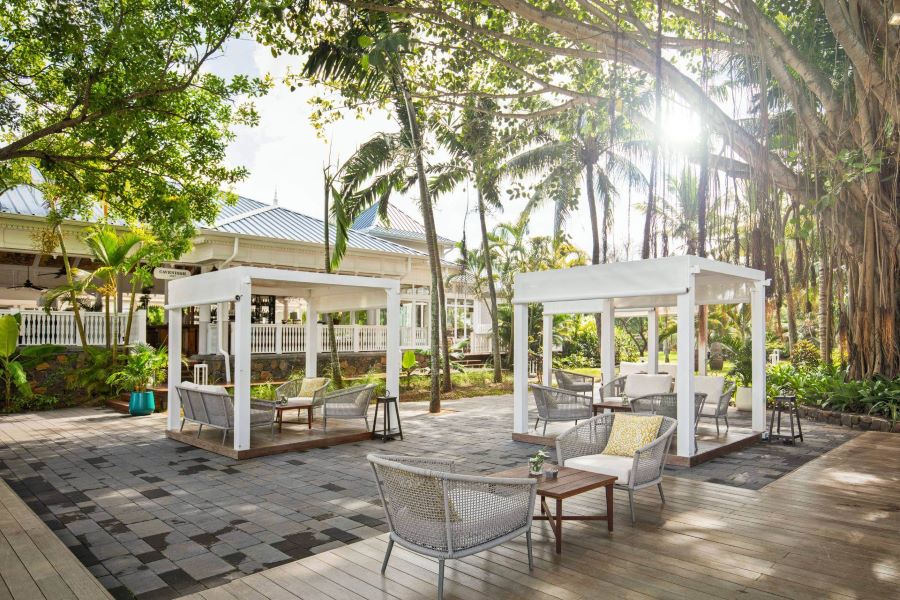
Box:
0, 186, 425, 257
351, 204, 455, 245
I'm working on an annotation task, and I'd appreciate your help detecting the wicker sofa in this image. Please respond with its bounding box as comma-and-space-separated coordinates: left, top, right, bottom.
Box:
368, 454, 536, 599
556, 414, 677, 523
175, 382, 278, 444
601, 373, 673, 401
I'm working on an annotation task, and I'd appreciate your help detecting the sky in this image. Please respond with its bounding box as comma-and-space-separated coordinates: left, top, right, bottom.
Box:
211, 37, 701, 260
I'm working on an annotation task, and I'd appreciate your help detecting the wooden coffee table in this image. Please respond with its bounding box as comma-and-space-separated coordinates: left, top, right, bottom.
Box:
275, 399, 314, 430
491, 466, 616, 554
592, 399, 633, 415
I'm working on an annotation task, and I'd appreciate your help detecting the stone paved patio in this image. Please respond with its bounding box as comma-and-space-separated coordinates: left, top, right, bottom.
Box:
0, 395, 859, 599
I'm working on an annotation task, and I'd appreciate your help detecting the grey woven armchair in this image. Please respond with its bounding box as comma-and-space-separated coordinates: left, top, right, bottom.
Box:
531, 383, 593, 436
699, 383, 735, 435
601, 375, 628, 399
556, 414, 676, 523
553, 369, 594, 398
368, 454, 536, 599
630, 393, 706, 453
322, 384, 376, 431
176, 382, 277, 444
274, 377, 330, 427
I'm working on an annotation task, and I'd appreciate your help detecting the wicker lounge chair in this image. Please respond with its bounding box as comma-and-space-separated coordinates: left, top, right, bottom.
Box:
694, 376, 734, 435
553, 369, 595, 398
368, 454, 536, 599
175, 382, 278, 444
556, 414, 676, 523
531, 383, 593, 436
630, 393, 706, 453
322, 384, 377, 431
274, 377, 330, 427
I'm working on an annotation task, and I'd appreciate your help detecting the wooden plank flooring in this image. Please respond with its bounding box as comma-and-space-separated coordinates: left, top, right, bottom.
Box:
0, 479, 112, 600
182, 432, 900, 600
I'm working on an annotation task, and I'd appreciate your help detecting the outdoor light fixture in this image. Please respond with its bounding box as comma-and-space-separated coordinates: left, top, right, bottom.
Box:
891, 0, 900, 26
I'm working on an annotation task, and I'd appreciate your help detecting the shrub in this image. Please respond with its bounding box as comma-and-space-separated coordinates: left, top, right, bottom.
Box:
790, 339, 821, 368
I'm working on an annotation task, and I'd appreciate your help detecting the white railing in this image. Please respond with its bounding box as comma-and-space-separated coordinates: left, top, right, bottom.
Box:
0, 309, 146, 346
210, 322, 432, 354
470, 332, 493, 354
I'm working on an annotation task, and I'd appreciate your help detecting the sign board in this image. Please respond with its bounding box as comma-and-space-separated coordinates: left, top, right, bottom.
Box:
153, 267, 191, 281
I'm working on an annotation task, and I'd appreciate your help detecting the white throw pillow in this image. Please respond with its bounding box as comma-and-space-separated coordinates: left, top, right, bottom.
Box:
624, 374, 672, 397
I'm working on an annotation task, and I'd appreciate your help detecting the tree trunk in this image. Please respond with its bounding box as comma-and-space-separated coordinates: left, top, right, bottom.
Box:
781, 253, 798, 350
585, 160, 605, 361
477, 190, 502, 383
323, 175, 342, 388
818, 249, 833, 363
393, 68, 442, 411
54, 226, 88, 349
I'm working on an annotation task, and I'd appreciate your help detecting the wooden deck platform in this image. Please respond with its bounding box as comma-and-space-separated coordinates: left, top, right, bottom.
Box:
513, 424, 761, 467
181, 431, 900, 600
167, 420, 373, 459
0, 479, 112, 600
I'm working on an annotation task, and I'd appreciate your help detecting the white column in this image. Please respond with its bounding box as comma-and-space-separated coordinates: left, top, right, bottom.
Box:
166, 307, 182, 432
698, 306, 708, 375
134, 309, 147, 344
600, 300, 615, 384
676, 282, 696, 457
233, 280, 252, 451
751, 281, 767, 432
386, 288, 401, 398
217, 302, 231, 382
647, 308, 659, 374
542, 313, 553, 385
198, 266, 211, 354
305, 298, 318, 377
512, 303, 529, 434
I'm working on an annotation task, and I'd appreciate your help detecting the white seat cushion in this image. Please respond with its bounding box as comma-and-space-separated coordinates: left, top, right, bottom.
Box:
619, 362, 649, 376
564, 454, 632, 485
624, 374, 672, 397
282, 397, 315, 409
694, 376, 725, 414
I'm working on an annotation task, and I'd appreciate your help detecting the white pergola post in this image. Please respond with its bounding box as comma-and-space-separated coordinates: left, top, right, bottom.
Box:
600, 300, 615, 384
197, 266, 211, 355
166, 307, 182, 432
305, 298, 318, 377
233, 280, 252, 451
751, 281, 767, 431
698, 306, 708, 375
676, 280, 696, 457
542, 313, 553, 385
512, 303, 529, 434
386, 288, 401, 398
647, 308, 659, 374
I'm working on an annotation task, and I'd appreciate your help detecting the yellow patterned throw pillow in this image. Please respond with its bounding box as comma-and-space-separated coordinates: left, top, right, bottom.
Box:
298, 378, 327, 397
601, 415, 664, 457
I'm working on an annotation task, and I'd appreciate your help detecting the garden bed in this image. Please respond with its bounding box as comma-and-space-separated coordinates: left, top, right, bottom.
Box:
795, 405, 899, 433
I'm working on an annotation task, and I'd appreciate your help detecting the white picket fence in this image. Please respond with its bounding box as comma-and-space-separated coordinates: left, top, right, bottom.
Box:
208, 323, 431, 355
0, 309, 146, 346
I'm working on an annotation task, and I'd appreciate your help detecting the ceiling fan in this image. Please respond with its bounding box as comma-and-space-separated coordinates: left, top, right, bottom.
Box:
7, 267, 47, 291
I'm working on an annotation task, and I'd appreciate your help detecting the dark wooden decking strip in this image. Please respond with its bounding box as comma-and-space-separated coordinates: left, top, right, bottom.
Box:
0, 479, 113, 600
182, 431, 900, 600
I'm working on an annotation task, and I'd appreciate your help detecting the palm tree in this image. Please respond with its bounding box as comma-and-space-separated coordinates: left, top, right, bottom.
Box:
430, 99, 518, 383
303, 15, 450, 408
83, 226, 147, 363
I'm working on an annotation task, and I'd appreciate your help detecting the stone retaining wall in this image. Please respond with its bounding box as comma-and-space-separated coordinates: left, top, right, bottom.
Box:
196, 352, 387, 384
796, 405, 900, 433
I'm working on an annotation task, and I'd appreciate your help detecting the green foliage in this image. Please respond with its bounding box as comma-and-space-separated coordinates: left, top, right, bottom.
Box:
106, 344, 168, 392
401, 350, 419, 390
146, 307, 165, 326
0, 315, 63, 411
1, 0, 269, 252
766, 363, 900, 424
790, 339, 821, 368
721, 336, 753, 387
69, 348, 120, 400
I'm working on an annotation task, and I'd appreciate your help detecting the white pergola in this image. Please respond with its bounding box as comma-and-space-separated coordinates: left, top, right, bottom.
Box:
165, 266, 401, 451
512, 256, 769, 457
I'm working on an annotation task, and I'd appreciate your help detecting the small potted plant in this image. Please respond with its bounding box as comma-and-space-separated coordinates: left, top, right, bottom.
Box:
106, 343, 168, 416
725, 338, 753, 411
529, 448, 549, 476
